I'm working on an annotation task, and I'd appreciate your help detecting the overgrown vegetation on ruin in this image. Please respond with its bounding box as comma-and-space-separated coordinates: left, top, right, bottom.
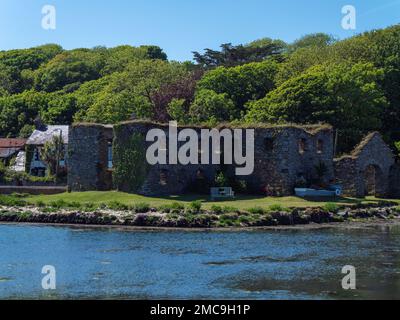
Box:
112, 130, 148, 193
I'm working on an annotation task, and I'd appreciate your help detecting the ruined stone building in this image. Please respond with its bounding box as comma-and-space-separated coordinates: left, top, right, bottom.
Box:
67, 121, 400, 198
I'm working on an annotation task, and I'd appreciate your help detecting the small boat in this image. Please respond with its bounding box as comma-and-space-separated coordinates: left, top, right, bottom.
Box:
295, 186, 342, 198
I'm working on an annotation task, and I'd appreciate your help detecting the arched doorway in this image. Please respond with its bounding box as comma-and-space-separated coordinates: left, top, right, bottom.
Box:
363, 164, 385, 197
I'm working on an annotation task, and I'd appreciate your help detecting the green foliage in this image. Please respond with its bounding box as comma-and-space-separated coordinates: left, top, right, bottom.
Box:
323, 202, 339, 213
113, 130, 148, 193
246, 62, 387, 153
268, 204, 290, 212
187, 200, 202, 213
189, 89, 236, 123
395, 141, 400, 156
158, 202, 185, 213
167, 98, 187, 123
107, 201, 129, 211
0, 195, 27, 207
196, 60, 278, 116
19, 124, 35, 138
247, 207, 267, 215
133, 202, 150, 213
40, 134, 65, 177
215, 172, 230, 187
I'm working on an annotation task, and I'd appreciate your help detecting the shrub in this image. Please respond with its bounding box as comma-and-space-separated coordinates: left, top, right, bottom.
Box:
83, 202, 96, 211
0, 195, 27, 207
210, 205, 224, 214
134, 202, 150, 213
248, 207, 267, 215
323, 202, 339, 213
49, 199, 68, 209
269, 204, 290, 212
35, 200, 46, 208
188, 201, 202, 213
68, 201, 82, 209
158, 202, 184, 213
107, 201, 129, 211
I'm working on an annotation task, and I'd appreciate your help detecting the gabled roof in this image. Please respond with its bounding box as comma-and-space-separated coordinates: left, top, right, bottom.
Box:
0, 138, 26, 149
26, 125, 69, 145
351, 132, 386, 157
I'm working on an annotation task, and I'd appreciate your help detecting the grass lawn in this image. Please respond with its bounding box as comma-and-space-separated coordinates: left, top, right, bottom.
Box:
26, 191, 400, 210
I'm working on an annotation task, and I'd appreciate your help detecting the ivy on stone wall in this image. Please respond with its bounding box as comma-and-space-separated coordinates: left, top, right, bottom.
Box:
113, 130, 148, 193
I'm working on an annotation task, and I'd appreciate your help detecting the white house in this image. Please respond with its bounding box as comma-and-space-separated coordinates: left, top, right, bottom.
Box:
26, 125, 69, 176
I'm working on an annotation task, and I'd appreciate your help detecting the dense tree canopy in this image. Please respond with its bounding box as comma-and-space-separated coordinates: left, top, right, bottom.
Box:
0, 24, 400, 154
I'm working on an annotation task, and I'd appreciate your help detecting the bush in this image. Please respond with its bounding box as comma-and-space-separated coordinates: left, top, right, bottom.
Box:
49, 199, 68, 209
35, 200, 46, 208
187, 201, 202, 213
134, 202, 150, 213
248, 207, 267, 215
83, 202, 96, 211
210, 205, 224, 214
107, 201, 129, 211
68, 201, 82, 209
158, 202, 184, 213
0, 195, 27, 207
323, 202, 339, 213
269, 204, 290, 212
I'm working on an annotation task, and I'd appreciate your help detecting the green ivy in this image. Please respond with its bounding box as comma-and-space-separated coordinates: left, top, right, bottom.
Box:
113, 130, 148, 193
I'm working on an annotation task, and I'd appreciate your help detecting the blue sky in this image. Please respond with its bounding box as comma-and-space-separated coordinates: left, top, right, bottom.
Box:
0, 0, 399, 61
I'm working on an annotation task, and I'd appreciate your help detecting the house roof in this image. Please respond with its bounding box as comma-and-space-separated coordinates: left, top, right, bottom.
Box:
26, 125, 69, 145
0, 138, 26, 149
0, 147, 21, 159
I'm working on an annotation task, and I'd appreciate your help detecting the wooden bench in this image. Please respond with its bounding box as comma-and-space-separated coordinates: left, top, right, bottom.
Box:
210, 187, 235, 200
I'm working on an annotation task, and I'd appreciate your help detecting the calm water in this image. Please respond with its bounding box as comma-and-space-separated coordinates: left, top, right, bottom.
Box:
0, 223, 399, 300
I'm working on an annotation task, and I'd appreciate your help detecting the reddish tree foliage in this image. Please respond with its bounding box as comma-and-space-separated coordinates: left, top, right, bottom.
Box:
151, 69, 204, 123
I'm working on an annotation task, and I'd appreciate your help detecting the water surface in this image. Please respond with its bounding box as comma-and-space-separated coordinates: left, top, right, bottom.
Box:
0, 223, 399, 299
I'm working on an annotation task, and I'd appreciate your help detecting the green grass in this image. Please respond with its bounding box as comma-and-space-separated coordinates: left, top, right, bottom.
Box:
25, 191, 400, 211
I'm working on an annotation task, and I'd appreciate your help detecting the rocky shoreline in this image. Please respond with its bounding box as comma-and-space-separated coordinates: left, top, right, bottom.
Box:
0, 202, 399, 229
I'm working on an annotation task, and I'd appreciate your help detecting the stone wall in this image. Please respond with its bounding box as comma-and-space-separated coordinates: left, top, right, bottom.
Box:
68, 124, 113, 191
334, 132, 396, 198
389, 162, 400, 198
112, 121, 219, 196
110, 121, 334, 196
241, 126, 334, 196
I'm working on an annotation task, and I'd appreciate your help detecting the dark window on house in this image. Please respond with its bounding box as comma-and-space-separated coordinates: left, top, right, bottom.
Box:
317, 139, 324, 154
160, 170, 168, 186
299, 138, 307, 154
107, 141, 113, 169
264, 138, 274, 152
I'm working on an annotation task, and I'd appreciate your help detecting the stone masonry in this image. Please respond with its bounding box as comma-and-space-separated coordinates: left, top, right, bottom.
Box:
334, 132, 396, 198
68, 123, 113, 191
68, 121, 337, 196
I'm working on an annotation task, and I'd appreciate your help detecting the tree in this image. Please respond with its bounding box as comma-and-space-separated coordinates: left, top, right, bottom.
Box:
189, 89, 236, 124
40, 135, 65, 177
167, 99, 187, 123
34, 49, 105, 92
19, 124, 35, 138
77, 60, 190, 123
196, 60, 278, 117
193, 39, 286, 68
246, 63, 387, 153
150, 70, 203, 122
289, 33, 337, 52
0, 91, 50, 137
